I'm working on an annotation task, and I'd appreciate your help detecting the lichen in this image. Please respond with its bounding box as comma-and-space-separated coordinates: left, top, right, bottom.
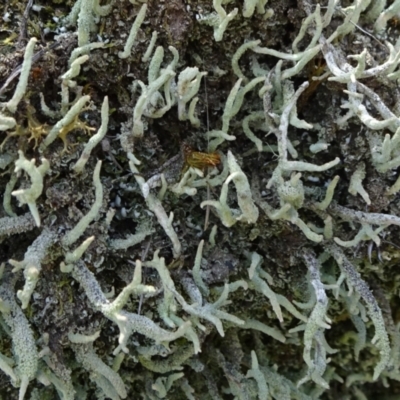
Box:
1, 0, 400, 398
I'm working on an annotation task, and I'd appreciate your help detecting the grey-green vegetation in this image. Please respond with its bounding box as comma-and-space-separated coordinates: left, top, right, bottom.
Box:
1, 0, 400, 398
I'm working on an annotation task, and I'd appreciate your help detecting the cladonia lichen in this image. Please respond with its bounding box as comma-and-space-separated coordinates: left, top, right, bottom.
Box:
0, 0, 400, 398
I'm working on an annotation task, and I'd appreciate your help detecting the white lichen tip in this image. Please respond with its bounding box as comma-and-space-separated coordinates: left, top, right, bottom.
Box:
12, 151, 50, 227
73, 96, 109, 174
118, 3, 147, 59
227, 151, 259, 224
215, 1, 238, 39
201, 151, 259, 227
129, 153, 182, 257
0, 113, 16, 131
243, 0, 269, 18
62, 161, 103, 247
5, 38, 37, 114
246, 351, 269, 400
64, 236, 95, 266
348, 163, 371, 205
68, 330, 101, 344
192, 240, 209, 297
177, 67, 207, 121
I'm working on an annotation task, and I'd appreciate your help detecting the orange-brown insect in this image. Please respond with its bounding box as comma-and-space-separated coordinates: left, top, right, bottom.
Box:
181, 142, 221, 173
30, 66, 43, 81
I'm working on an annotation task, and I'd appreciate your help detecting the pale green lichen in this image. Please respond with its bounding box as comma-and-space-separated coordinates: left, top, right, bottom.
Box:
73, 96, 109, 173
71, 259, 190, 355
9, 229, 56, 309
12, 151, 50, 227
128, 153, 182, 257
62, 160, 103, 247
172, 283, 244, 337
1, 0, 400, 398
3, 38, 37, 114
0, 273, 38, 400
201, 150, 258, 226
326, 243, 391, 381
118, 3, 147, 59
73, 343, 127, 399
348, 163, 371, 205
198, 0, 238, 42
246, 351, 269, 400
176, 67, 207, 122
298, 250, 332, 390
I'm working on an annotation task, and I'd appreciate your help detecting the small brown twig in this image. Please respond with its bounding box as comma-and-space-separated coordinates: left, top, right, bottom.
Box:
17, 0, 34, 48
